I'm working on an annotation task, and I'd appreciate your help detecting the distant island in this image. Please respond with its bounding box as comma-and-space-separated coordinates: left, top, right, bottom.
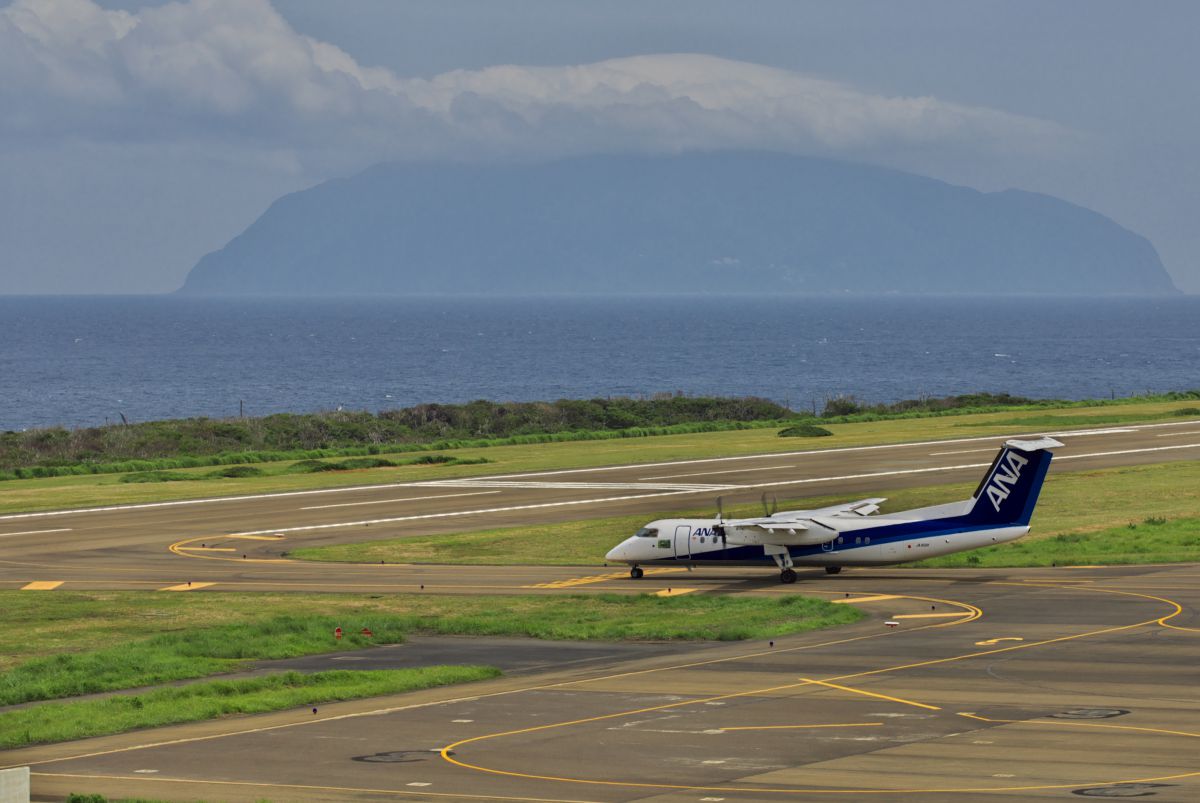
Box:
179, 152, 1178, 296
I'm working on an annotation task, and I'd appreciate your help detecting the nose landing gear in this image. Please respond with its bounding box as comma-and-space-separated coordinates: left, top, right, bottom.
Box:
630, 566, 644, 579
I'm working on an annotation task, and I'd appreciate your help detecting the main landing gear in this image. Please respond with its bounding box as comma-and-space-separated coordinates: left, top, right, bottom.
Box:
630, 566, 644, 579
780, 568, 797, 584
825, 566, 842, 575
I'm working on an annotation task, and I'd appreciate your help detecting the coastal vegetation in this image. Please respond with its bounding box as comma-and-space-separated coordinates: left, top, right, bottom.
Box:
4, 391, 1197, 483
3, 395, 1197, 515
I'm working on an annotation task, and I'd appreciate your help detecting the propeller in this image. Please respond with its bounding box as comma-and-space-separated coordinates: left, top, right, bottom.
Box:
714, 496, 727, 547
760, 492, 778, 517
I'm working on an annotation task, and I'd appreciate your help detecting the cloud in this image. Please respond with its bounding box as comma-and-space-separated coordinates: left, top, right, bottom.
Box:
0, 0, 1070, 166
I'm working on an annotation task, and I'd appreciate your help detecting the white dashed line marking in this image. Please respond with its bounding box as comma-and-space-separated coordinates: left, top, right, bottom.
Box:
0, 528, 72, 538
641, 464, 794, 480
299, 490, 500, 510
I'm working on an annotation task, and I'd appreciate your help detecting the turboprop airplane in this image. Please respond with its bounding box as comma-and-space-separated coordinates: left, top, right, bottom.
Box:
606, 437, 1062, 583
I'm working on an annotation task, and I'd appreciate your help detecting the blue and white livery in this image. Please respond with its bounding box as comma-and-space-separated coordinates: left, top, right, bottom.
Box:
606, 437, 1062, 583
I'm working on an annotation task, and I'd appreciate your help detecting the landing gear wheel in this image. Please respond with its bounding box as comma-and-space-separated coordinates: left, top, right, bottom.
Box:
630, 566, 644, 579
780, 568, 797, 584
825, 566, 842, 575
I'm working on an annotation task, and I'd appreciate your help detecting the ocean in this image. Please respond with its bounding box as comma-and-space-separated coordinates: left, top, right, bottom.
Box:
1, 295, 1197, 431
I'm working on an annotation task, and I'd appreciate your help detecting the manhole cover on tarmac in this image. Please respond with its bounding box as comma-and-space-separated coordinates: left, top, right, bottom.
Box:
1072, 783, 1174, 797
1051, 708, 1130, 720
352, 749, 451, 763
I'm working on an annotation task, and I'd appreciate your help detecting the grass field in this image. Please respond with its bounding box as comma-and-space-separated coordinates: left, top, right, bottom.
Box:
292, 459, 1200, 568
0, 592, 861, 679
3, 400, 1195, 514
0, 667, 499, 750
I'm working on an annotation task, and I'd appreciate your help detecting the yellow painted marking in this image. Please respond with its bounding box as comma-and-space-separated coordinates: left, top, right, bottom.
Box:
21, 581, 63, 590
31, 772, 593, 803
959, 711, 1200, 740
654, 588, 697, 597
157, 582, 216, 592
523, 567, 685, 589
831, 594, 900, 604
800, 677, 942, 711
975, 637, 1024, 646
168, 536, 291, 563
892, 612, 972, 619
720, 722, 883, 731
175, 546, 237, 552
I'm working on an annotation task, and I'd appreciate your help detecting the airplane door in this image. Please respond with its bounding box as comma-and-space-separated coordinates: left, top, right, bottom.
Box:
674, 525, 691, 559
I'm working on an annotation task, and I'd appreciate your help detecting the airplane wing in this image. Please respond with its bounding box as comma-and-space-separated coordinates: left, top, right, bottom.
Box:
784, 497, 886, 518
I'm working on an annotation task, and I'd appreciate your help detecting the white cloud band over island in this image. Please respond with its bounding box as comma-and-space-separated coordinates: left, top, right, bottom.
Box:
1, 0, 1069, 166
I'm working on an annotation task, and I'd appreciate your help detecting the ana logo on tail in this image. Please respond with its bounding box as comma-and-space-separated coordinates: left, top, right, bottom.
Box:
986, 450, 1029, 512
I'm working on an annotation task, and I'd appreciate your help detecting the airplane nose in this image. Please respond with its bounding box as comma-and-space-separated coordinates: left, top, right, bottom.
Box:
606, 543, 628, 562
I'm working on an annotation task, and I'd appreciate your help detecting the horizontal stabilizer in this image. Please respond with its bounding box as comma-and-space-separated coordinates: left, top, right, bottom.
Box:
1004, 437, 1064, 452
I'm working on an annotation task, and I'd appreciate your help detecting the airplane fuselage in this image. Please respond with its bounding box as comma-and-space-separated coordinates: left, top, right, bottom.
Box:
606, 517, 1029, 569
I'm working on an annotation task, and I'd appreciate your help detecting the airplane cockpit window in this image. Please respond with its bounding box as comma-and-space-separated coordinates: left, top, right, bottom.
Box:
635, 527, 658, 538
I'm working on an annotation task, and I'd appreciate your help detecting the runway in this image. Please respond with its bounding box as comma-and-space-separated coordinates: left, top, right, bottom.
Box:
2, 419, 1200, 592
6, 563, 1200, 801
3, 422, 1200, 800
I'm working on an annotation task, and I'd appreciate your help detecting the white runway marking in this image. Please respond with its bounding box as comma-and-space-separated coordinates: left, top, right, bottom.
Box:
299, 490, 500, 511
0, 528, 72, 538
1157, 430, 1200, 437
3, 419, 1197, 521
641, 465, 794, 480
228, 490, 710, 536
228, 441, 1200, 536
428, 479, 738, 492
928, 448, 997, 456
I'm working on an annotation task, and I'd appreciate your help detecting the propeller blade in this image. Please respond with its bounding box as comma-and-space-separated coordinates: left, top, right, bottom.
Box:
761, 492, 770, 517
716, 496, 724, 522
771, 494, 779, 516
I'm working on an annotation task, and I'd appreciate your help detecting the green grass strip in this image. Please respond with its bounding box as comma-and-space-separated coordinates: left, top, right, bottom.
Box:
909, 516, 1200, 568
0, 615, 406, 706
0, 667, 499, 750
0, 595, 860, 703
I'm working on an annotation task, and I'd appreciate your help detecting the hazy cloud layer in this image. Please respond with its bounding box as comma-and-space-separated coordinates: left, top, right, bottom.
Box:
1, 0, 1068, 165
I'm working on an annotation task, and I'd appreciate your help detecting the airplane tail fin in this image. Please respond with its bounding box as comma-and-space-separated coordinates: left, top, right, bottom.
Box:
964, 437, 1062, 527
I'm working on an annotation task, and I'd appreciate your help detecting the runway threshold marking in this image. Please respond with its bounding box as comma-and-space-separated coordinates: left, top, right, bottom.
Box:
21, 581, 63, 590
157, 582, 216, 592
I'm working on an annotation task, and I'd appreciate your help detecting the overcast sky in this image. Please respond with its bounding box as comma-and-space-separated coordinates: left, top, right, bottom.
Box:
2, 0, 1197, 293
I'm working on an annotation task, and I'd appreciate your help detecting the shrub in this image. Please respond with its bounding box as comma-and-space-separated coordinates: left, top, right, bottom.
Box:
778, 424, 833, 438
